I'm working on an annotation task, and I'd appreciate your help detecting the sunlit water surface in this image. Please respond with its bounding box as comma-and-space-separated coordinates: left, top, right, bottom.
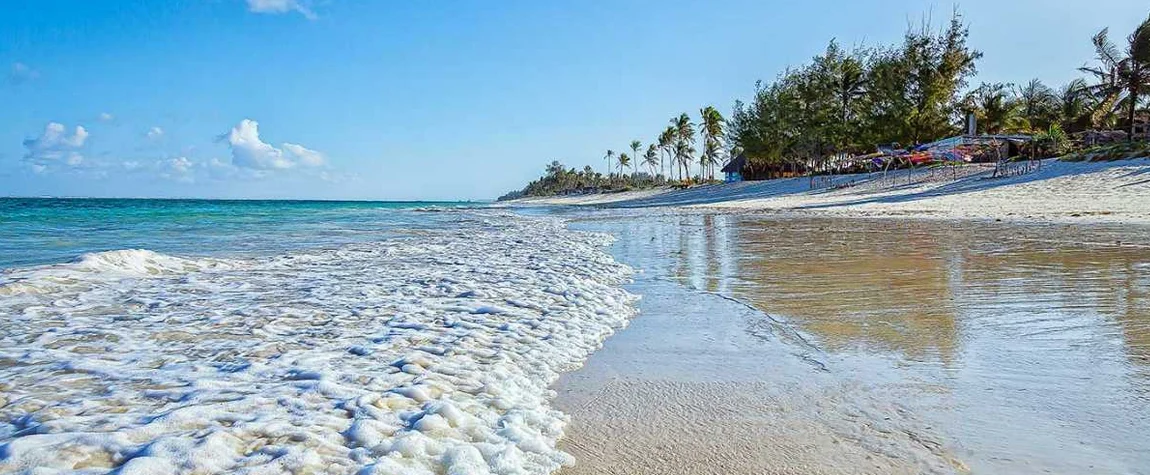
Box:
572, 210, 1150, 474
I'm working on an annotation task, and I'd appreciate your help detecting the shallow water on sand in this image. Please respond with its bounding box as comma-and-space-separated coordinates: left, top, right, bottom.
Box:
571, 210, 1150, 474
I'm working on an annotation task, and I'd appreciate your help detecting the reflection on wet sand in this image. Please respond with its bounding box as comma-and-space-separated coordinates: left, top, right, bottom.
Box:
667, 216, 1150, 372
595, 211, 1150, 473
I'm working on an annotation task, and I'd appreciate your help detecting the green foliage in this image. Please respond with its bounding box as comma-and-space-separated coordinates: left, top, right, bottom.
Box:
1015, 79, 1060, 131
1061, 141, 1150, 162
642, 144, 659, 175
729, 13, 982, 177
504, 9, 1150, 199
1033, 124, 1070, 156
962, 82, 1026, 133
499, 160, 666, 200
699, 106, 726, 180
1079, 14, 1150, 137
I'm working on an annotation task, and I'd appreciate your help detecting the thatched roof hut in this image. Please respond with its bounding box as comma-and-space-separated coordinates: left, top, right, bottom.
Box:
721, 154, 747, 182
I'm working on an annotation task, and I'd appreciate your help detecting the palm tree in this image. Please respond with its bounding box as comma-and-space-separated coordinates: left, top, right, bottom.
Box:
964, 83, 1024, 134
699, 106, 725, 180
672, 113, 696, 181
604, 150, 615, 177
674, 142, 695, 182
1079, 16, 1150, 138
643, 144, 659, 177
658, 127, 675, 179
1015, 79, 1058, 131
1058, 78, 1092, 132
629, 140, 642, 178
618, 153, 631, 177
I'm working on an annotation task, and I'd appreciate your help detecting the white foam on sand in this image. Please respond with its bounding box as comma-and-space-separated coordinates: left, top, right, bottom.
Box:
0, 212, 638, 475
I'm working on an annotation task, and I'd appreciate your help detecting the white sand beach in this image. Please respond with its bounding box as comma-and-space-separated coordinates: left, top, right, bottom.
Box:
511, 158, 1150, 224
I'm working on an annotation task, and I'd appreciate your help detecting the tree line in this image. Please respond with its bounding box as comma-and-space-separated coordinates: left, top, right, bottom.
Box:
729, 11, 1150, 178
502, 10, 1150, 199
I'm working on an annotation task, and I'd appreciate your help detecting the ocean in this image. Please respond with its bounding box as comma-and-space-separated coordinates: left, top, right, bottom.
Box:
0, 198, 478, 269
4, 199, 1150, 474
0, 198, 638, 474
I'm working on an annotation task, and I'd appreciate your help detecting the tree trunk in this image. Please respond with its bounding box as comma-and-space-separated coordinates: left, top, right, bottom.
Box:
1129, 89, 1139, 142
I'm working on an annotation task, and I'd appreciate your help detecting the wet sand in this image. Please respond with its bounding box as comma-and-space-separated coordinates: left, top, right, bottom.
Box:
554, 211, 1150, 474
553, 276, 962, 474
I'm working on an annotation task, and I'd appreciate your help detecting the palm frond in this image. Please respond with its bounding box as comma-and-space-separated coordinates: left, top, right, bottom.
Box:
1093, 28, 1122, 67
1128, 15, 1150, 64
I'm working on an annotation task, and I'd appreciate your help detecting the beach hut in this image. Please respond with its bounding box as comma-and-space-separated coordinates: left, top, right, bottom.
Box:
721, 154, 747, 183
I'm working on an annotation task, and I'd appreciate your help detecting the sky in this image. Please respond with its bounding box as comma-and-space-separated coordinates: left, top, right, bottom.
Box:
2, 0, 1148, 201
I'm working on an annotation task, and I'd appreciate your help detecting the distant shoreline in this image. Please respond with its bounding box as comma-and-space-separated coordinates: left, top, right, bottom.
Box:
505, 158, 1150, 225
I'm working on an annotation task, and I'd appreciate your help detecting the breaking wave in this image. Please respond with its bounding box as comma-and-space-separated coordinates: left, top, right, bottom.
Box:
0, 212, 637, 475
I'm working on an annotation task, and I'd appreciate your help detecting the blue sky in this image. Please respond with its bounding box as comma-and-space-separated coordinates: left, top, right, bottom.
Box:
2, 0, 1148, 200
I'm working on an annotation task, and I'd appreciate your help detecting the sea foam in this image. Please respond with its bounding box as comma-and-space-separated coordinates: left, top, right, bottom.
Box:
0, 212, 637, 474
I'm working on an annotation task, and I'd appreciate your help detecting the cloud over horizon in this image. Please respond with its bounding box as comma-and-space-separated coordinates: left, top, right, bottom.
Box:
224, 119, 326, 170
15, 118, 331, 186
22, 122, 89, 172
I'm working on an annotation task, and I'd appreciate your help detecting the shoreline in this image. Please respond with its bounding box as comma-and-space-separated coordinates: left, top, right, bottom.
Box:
552, 212, 1150, 474
505, 158, 1150, 225
551, 273, 962, 475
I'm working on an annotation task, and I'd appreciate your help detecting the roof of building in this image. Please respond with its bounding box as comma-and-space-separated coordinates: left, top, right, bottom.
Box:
721, 153, 747, 173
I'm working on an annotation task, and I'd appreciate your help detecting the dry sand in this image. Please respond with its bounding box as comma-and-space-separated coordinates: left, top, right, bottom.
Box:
511, 158, 1150, 224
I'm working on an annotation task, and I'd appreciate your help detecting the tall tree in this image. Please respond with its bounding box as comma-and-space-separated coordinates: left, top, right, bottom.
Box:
643, 144, 660, 177
658, 127, 675, 179
604, 150, 615, 178
629, 140, 642, 178
672, 113, 696, 180
1079, 15, 1150, 139
699, 106, 726, 180
618, 152, 631, 176
900, 13, 982, 143
834, 48, 868, 149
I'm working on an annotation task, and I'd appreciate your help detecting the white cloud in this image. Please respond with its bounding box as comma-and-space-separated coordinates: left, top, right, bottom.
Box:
282, 142, 325, 167
22, 122, 89, 170
169, 157, 192, 174
99, 112, 115, 122
225, 119, 294, 169
160, 157, 196, 183
224, 119, 327, 170
246, 0, 315, 19
8, 62, 39, 85
147, 126, 164, 140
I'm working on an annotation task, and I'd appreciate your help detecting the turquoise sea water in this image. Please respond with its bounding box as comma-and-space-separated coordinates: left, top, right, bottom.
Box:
0, 198, 473, 269
0, 200, 635, 474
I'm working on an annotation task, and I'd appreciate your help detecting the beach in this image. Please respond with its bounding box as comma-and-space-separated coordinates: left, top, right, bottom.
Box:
553, 212, 1150, 474
1, 196, 1149, 474
9, 1, 1150, 473
511, 158, 1150, 224
551, 269, 961, 475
